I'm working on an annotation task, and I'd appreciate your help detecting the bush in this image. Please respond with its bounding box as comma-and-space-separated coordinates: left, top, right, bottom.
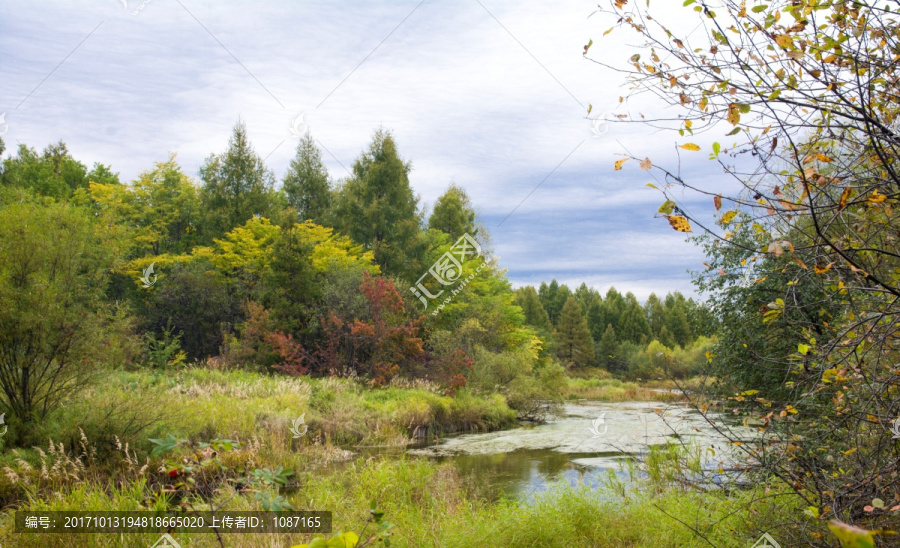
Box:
0, 201, 116, 438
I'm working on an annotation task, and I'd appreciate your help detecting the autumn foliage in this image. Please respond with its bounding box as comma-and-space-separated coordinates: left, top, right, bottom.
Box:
348, 272, 424, 385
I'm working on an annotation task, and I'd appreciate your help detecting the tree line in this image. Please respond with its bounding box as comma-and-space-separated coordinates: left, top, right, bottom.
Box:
516, 280, 715, 377
4, 122, 690, 442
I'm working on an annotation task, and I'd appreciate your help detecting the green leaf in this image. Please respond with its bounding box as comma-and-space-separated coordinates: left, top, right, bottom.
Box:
149, 434, 183, 458
725, 127, 741, 136
683, 0, 695, 5
751, 5, 768, 13
827, 520, 876, 548
798, 343, 810, 355
712, 142, 721, 156
645, 182, 659, 190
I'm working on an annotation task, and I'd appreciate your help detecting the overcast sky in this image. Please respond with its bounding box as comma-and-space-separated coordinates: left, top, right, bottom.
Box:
0, 0, 727, 300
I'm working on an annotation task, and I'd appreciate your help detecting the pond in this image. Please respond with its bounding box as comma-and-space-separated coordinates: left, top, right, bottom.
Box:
407, 401, 748, 501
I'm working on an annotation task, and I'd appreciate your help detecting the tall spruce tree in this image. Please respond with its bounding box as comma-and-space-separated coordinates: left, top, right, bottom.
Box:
539, 279, 573, 326
332, 129, 423, 280
573, 282, 597, 315
597, 323, 619, 370
645, 293, 667, 339
555, 296, 595, 367
618, 293, 652, 344
283, 133, 331, 225
664, 292, 693, 347
199, 120, 277, 242
515, 286, 552, 332
586, 294, 606, 341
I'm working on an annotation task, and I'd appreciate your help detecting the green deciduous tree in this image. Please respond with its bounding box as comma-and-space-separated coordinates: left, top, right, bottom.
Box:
141, 259, 239, 361
93, 155, 202, 257
0, 202, 115, 434
592, 0, 900, 540
428, 183, 477, 241
1, 141, 88, 199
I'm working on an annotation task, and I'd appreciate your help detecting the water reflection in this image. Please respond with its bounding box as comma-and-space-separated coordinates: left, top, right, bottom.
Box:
410, 401, 749, 500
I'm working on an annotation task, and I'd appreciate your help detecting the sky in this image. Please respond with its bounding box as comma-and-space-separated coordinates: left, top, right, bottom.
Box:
0, 0, 727, 300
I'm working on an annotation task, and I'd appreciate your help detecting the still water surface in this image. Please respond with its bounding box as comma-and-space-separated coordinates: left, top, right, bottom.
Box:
407, 401, 746, 500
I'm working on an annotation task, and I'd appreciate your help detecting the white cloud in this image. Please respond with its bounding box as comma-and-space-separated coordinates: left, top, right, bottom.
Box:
1, 0, 721, 299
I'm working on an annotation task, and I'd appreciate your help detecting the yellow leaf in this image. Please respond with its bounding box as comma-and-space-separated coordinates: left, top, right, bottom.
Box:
603, 27, 614, 36
679, 143, 701, 151
614, 158, 629, 171
720, 210, 738, 225
727, 103, 741, 125
868, 190, 886, 203
775, 34, 793, 48
639, 158, 652, 170
838, 187, 852, 210
666, 215, 692, 232
814, 263, 834, 274
816, 153, 833, 163
794, 256, 809, 270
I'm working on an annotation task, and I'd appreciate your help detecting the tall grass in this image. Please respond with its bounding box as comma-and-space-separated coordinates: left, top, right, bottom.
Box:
566, 377, 684, 402
0, 367, 807, 547
0, 453, 804, 547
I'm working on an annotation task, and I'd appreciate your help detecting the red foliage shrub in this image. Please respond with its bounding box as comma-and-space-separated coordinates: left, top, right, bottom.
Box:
429, 349, 473, 395
265, 331, 310, 376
